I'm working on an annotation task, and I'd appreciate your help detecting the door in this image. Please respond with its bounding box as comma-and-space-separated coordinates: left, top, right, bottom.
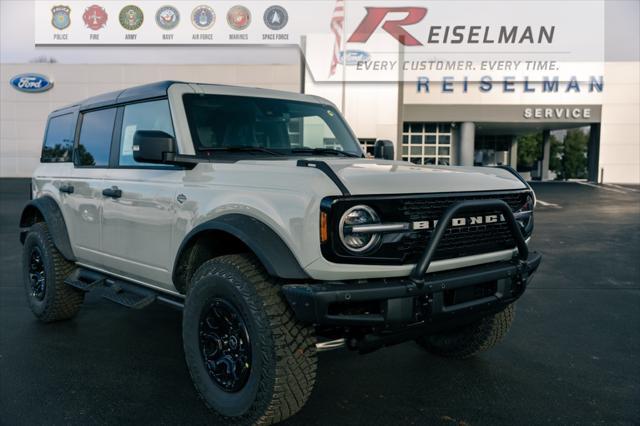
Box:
66, 107, 117, 266
100, 99, 182, 288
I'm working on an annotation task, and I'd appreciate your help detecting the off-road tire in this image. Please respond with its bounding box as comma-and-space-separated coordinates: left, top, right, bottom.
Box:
22, 222, 84, 322
182, 254, 317, 425
416, 304, 516, 359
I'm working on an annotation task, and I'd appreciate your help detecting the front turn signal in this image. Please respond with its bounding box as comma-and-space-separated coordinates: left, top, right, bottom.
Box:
320, 212, 328, 243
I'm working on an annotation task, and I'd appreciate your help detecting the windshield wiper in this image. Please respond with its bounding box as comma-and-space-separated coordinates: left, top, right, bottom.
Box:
291, 147, 361, 158
199, 146, 281, 156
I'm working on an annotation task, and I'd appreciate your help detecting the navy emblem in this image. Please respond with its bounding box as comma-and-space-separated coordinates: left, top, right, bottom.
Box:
51, 5, 71, 30
156, 5, 180, 30
119, 5, 144, 30
263, 5, 288, 31
227, 5, 251, 30
191, 5, 215, 30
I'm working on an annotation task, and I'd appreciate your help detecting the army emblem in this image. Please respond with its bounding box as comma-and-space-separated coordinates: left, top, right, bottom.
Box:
156, 5, 180, 30
263, 5, 288, 31
83, 5, 108, 31
51, 5, 71, 30
191, 5, 215, 30
227, 5, 251, 31
119, 5, 144, 31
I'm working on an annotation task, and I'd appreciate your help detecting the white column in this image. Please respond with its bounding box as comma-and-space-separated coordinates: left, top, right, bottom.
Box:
509, 136, 518, 168
541, 130, 551, 180
459, 122, 475, 166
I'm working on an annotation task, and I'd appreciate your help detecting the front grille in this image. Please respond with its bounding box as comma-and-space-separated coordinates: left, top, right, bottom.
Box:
321, 190, 531, 265
396, 192, 528, 262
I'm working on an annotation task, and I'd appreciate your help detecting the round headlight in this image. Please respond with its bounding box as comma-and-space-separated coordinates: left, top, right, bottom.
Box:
339, 205, 381, 253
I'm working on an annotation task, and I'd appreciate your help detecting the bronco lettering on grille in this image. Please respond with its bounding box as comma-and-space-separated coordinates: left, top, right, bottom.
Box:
411, 214, 506, 230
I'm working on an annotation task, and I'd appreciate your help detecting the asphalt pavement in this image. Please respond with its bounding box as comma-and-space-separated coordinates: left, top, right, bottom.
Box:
1, 180, 638, 425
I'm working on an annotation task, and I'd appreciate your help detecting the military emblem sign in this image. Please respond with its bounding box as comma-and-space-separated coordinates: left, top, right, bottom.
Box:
156, 6, 180, 30
227, 5, 251, 30
51, 5, 71, 30
83, 5, 108, 31
119, 5, 144, 30
263, 5, 288, 31
191, 5, 215, 30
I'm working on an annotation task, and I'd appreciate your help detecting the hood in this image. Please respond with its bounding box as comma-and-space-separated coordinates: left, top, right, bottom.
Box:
235, 158, 527, 195
327, 159, 527, 195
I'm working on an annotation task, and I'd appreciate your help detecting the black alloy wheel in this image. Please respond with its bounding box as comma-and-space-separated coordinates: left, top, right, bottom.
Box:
28, 247, 46, 301
199, 298, 252, 392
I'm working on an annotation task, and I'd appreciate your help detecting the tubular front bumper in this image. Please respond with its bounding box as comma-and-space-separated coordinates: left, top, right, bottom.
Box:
282, 199, 542, 327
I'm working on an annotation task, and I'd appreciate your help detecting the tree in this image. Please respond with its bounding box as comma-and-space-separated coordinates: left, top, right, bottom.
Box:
559, 129, 588, 179
516, 129, 588, 179
516, 132, 561, 174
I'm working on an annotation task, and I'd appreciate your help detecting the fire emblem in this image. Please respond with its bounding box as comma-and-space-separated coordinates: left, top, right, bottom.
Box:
83, 5, 108, 31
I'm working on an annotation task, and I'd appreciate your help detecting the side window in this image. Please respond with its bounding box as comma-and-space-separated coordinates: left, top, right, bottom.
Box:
119, 100, 175, 167
42, 113, 75, 162
76, 108, 117, 167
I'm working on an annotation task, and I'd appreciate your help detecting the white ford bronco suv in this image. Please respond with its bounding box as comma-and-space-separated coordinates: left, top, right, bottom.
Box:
20, 81, 541, 425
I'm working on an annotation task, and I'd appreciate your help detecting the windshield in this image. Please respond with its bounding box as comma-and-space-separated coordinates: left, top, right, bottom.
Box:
183, 94, 363, 157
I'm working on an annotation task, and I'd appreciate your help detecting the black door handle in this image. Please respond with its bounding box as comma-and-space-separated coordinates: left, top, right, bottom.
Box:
59, 184, 74, 194
102, 186, 122, 199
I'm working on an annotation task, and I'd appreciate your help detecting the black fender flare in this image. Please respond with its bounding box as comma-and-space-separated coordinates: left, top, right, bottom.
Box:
173, 214, 310, 283
19, 196, 76, 261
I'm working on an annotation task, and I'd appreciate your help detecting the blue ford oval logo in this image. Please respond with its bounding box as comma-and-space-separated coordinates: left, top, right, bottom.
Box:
338, 50, 371, 66
10, 74, 54, 93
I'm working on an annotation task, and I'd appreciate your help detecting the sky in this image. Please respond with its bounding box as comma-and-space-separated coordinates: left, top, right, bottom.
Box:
1, 0, 638, 64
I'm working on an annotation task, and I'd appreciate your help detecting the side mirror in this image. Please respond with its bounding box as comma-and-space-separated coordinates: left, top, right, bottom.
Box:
374, 140, 394, 160
133, 130, 177, 164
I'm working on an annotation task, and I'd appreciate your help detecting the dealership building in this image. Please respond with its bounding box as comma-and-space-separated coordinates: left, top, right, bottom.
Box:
1, 2, 638, 183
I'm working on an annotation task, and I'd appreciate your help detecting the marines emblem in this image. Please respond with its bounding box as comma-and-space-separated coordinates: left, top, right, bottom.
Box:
227, 5, 251, 31
51, 5, 71, 30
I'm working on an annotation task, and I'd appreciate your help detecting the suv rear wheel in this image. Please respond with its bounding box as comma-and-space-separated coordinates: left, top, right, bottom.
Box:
182, 254, 317, 425
416, 304, 516, 359
22, 222, 84, 322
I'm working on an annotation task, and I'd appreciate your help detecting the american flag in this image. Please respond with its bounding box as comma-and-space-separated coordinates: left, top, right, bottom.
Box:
329, 0, 345, 76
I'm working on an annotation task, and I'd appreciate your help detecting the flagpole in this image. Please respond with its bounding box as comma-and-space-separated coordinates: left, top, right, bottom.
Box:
340, 0, 347, 114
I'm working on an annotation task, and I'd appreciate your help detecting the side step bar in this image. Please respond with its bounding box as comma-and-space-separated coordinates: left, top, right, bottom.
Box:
64, 268, 183, 310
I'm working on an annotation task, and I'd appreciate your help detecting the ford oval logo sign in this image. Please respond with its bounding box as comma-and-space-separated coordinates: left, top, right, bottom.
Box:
338, 50, 371, 66
10, 74, 54, 93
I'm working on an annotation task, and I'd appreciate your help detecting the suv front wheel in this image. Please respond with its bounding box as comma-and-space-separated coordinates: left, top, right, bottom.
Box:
182, 254, 317, 425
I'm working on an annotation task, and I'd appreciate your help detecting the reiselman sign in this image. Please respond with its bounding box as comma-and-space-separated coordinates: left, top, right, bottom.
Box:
34, 0, 604, 83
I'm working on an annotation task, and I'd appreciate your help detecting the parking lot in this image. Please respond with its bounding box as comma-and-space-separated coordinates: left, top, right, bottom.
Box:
0, 180, 638, 425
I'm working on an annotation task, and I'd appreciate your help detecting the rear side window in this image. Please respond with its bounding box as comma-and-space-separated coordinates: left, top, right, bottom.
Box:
76, 108, 117, 167
42, 113, 75, 162
119, 100, 174, 167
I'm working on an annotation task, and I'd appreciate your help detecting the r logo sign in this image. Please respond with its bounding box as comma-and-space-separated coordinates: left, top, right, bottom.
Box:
348, 7, 428, 46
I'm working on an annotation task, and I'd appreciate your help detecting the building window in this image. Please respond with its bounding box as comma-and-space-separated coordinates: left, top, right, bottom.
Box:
359, 138, 376, 157
402, 122, 452, 165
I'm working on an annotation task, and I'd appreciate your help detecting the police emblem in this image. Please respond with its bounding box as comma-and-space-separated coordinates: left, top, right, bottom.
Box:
119, 5, 144, 31
156, 5, 180, 30
51, 5, 71, 30
263, 5, 288, 31
227, 5, 251, 31
191, 5, 215, 30
83, 5, 108, 31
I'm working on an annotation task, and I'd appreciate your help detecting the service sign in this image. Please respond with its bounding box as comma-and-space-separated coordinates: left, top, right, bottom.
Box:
34, 1, 604, 83
10, 73, 54, 93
